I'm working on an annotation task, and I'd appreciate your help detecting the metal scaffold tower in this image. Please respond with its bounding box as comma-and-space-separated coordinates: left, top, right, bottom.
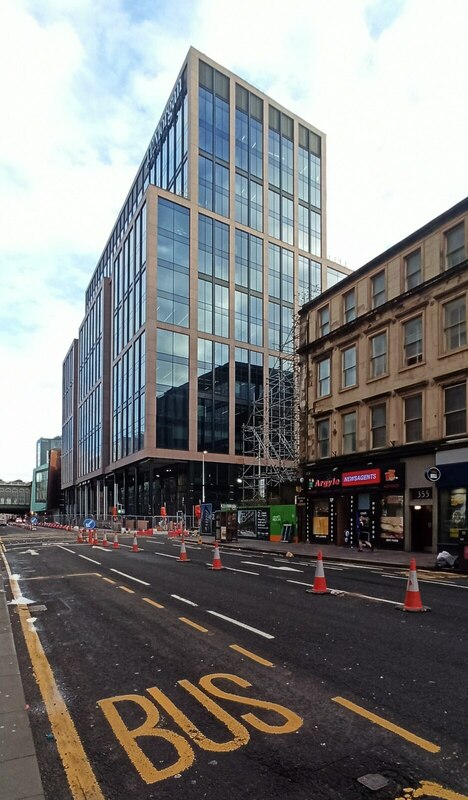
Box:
241, 315, 300, 502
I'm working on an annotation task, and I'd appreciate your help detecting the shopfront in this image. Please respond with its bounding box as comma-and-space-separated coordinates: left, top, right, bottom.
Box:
434, 457, 468, 553
305, 463, 405, 549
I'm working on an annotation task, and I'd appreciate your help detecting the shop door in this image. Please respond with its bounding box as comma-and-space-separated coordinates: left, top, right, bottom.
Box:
410, 505, 432, 551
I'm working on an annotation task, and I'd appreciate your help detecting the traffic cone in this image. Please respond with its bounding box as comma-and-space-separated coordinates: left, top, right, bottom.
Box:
77, 530, 83, 544
113, 532, 119, 549
88, 529, 93, 545
132, 534, 139, 553
102, 532, 109, 547
178, 537, 191, 562
306, 551, 331, 594
92, 530, 99, 547
208, 541, 225, 570
401, 558, 430, 612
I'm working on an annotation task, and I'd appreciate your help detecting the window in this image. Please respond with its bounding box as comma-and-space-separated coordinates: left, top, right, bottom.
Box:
318, 357, 330, 397
371, 404, 386, 448
404, 394, 422, 442
316, 418, 330, 458
405, 250, 421, 291
444, 296, 466, 351
327, 267, 345, 288
446, 223, 465, 269
369, 332, 387, 378
318, 306, 330, 336
342, 411, 357, 454
445, 383, 466, 435
371, 271, 386, 308
403, 316, 423, 366
342, 345, 357, 388
343, 289, 356, 323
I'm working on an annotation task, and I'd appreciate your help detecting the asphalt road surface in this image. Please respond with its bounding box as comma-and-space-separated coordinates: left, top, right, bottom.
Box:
2, 526, 468, 800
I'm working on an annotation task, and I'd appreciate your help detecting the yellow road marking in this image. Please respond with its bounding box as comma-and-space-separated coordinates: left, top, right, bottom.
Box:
142, 597, 164, 609
1, 550, 105, 800
229, 644, 274, 667
179, 617, 209, 633
332, 696, 440, 753
102, 577, 116, 584
20, 573, 101, 581
119, 585, 134, 594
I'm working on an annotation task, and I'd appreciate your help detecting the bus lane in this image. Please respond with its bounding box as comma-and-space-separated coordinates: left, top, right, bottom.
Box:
2, 540, 468, 799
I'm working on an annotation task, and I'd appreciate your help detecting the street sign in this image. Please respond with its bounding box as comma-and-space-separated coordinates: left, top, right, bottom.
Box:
425, 467, 441, 482
30, 516, 38, 525
83, 518, 96, 529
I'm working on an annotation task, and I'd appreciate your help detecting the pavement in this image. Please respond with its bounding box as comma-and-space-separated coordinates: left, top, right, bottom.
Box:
0, 531, 445, 800
0, 570, 45, 800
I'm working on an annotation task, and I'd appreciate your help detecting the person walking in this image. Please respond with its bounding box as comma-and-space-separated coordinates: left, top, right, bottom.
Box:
357, 512, 373, 551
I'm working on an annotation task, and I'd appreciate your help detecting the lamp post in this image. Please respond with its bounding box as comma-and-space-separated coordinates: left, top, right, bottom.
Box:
202, 451, 207, 504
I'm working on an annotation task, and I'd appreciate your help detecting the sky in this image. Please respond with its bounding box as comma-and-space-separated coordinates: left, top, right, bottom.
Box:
1, 0, 467, 481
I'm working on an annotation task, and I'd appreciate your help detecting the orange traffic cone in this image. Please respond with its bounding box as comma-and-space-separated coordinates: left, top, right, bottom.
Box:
102, 532, 109, 547
208, 541, 225, 570
306, 551, 331, 594
132, 534, 139, 553
88, 529, 93, 545
113, 532, 119, 549
77, 529, 83, 544
92, 530, 99, 547
178, 537, 191, 562
401, 558, 430, 612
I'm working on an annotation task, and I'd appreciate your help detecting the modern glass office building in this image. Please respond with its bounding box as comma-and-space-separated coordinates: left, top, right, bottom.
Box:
62, 47, 347, 519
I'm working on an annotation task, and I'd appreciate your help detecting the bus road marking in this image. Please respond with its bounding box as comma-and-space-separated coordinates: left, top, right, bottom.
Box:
332, 696, 440, 753
143, 597, 165, 609
179, 617, 209, 633
229, 644, 274, 667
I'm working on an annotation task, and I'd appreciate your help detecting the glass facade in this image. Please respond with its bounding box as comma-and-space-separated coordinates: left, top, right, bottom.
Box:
197, 339, 229, 452
156, 330, 189, 449
113, 204, 147, 359
112, 332, 146, 461
235, 347, 263, 453
157, 198, 190, 327
198, 62, 230, 217
78, 289, 103, 477
198, 215, 229, 337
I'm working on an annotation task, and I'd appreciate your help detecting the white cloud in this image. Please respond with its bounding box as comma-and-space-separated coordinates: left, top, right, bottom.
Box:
0, 0, 467, 480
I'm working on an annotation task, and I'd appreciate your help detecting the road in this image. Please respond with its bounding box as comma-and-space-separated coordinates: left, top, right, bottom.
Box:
2, 526, 468, 800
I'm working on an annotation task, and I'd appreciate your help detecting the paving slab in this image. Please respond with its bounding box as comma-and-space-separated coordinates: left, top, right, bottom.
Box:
0, 755, 45, 800
0, 710, 37, 762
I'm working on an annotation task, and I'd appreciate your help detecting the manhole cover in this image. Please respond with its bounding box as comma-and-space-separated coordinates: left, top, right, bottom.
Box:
357, 774, 389, 791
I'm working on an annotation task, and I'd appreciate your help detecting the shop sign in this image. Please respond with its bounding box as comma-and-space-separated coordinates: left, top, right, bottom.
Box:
342, 469, 381, 486
256, 508, 270, 540
425, 467, 441, 482
309, 476, 341, 489
147, 78, 183, 164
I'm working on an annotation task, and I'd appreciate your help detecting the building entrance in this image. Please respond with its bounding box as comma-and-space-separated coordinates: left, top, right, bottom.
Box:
410, 505, 433, 551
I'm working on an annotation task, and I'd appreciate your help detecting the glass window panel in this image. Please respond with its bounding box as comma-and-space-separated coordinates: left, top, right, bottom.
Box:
444, 296, 466, 350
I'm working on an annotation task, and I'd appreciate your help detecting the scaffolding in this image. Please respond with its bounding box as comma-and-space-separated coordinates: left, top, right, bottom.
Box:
241, 315, 300, 502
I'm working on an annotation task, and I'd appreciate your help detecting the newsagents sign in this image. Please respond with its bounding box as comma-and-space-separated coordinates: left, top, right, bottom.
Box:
342, 469, 381, 486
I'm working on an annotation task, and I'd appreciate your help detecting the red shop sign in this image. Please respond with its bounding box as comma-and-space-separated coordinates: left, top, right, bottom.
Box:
342, 468, 381, 486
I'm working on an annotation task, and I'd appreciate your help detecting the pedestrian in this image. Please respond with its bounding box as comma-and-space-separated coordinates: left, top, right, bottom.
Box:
357, 512, 373, 552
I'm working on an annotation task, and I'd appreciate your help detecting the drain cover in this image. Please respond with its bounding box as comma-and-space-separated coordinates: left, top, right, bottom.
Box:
357, 774, 389, 791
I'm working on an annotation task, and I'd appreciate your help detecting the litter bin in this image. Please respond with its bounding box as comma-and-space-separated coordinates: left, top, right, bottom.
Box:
458, 530, 468, 573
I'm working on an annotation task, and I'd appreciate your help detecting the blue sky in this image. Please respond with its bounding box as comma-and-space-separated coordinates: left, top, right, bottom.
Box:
1, 0, 467, 480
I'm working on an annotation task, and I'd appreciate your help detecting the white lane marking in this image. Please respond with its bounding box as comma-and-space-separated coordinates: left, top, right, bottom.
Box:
287, 579, 403, 605
224, 566, 260, 575
241, 561, 303, 573
206, 610, 274, 639
78, 554, 101, 565
93, 546, 111, 552
57, 545, 76, 555
287, 580, 312, 587
328, 562, 385, 571
110, 569, 150, 586
154, 552, 179, 559
171, 594, 198, 606
383, 573, 468, 589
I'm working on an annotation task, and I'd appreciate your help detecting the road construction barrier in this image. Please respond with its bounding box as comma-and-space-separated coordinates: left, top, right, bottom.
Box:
178, 537, 190, 562
402, 558, 430, 612
132, 534, 139, 553
306, 551, 332, 595
208, 541, 225, 570
113, 532, 119, 549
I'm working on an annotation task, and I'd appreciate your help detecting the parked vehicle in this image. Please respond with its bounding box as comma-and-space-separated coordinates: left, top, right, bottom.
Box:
0, 513, 8, 526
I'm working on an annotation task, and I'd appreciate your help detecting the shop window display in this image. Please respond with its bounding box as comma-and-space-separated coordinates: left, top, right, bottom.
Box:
379, 494, 404, 544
